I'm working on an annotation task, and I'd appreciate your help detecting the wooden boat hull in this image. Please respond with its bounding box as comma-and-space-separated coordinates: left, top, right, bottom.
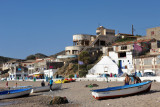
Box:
0, 88, 32, 100
91, 81, 152, 100
31, 83, 62, 93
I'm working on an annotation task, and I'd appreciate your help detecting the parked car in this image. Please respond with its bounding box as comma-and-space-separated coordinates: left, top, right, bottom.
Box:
143, 72, 155, 77
57, 75, 64, 79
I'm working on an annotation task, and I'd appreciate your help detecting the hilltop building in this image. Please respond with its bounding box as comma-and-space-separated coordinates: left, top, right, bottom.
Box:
115, 33, 139, 40
57, 26, 117, 60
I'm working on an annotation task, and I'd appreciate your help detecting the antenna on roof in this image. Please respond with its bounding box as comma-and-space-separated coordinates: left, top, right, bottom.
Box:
132, 24, 134, 35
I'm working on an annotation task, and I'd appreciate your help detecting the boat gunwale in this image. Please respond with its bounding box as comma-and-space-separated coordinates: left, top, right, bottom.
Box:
91, 81, 152, 92
0, 88, 32, 95
93, 84, 152, 100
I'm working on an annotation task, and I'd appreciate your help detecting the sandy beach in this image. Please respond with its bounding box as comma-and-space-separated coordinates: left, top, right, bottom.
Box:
0, 80, 160, 107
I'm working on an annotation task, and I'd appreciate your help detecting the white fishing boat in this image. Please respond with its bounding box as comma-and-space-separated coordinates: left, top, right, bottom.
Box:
31, 83, 62, 93
0, 88, 32, 100
11, 85, 32, 89
91, 81, 152, 100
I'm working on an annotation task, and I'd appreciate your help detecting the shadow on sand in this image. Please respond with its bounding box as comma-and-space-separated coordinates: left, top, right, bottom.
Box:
60, 88, 69, 90
99, 89, 160, 100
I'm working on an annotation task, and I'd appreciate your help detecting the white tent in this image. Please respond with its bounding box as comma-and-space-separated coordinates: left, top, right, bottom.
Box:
87, 56, 119, 77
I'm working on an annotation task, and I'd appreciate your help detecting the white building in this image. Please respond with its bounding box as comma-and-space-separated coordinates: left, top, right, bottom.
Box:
86, 56, 119, 78
44, 69, 57, 78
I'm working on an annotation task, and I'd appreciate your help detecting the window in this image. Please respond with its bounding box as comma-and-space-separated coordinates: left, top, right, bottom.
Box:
85, 41, 89, 46
144, 58, 152, 65
119, 52, 126, 58
157, 40, 160, 48
121, 46, 127, 50
106, 32, 115, 35
100, 41, 105, 46
156, 57, 160, 64
108, 47, 113, 51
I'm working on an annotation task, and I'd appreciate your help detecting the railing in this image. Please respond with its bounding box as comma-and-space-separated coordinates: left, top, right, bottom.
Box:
81, 35, 100, 52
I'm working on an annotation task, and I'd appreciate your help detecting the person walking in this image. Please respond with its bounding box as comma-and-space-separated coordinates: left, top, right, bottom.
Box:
49, 79, 53, 91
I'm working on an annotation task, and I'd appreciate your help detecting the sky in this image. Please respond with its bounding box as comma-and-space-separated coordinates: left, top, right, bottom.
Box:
0, 0, 160, 59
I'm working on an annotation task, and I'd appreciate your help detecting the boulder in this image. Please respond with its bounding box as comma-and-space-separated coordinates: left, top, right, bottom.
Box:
49, 96, 68, 105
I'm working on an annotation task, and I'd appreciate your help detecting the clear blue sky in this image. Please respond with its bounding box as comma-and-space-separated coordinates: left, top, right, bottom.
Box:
0, 0, 160, 59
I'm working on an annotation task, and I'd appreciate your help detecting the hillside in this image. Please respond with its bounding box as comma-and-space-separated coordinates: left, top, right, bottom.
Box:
26, 53, 48, 60
54, 51, 102, 77
0, 56, 14, 65
50, 50, 65, 58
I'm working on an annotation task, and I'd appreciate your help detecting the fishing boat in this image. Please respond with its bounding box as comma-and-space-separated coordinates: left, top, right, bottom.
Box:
11, 85, 32, 89
91, 81, 152, 100
31, 83, 62, 93
0, 88, 32, 100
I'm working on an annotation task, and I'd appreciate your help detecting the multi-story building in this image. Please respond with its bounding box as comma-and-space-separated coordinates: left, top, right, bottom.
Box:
2, 59, 28, 80
57, 26, 117, 59
2, 57, 64, 79
134, 54, 160, 76
26, 58, 64, 78
90, 38, 156, 76
22, 60, 35, 77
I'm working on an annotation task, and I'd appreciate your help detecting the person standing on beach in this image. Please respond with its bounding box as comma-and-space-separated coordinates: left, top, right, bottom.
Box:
15, 82, 17, 87
49, 79, 53, 91
6, 81, 8, 88
41, 80, 45, 87
124, 74, 131, 85
133, 75, 141, 84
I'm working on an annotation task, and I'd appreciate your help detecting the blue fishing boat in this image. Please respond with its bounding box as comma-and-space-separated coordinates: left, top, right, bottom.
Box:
0, 88, 32, 100
91, 81, 152, 100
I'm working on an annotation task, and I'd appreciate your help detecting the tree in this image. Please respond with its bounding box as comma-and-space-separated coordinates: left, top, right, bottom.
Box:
78, 51, 91, 77
79, 51, 91, 64
35, 53, 47, 58
26, 55, 36, 60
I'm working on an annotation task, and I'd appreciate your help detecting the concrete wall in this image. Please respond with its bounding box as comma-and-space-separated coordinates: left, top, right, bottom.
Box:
134, 56, 160, 75
73, 34, 94, 41
147, 27, 160, 40
65, 46, 83, 55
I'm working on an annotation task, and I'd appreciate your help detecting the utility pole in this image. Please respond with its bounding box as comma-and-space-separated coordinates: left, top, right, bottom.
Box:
132, 24, 134, 35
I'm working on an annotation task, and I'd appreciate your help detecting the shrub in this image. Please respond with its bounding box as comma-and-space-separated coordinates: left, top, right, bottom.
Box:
79, 70, 88, 77
69, 74, 74, 78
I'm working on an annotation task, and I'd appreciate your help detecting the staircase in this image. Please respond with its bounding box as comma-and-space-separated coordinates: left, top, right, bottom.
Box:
81, 35, 101, 52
